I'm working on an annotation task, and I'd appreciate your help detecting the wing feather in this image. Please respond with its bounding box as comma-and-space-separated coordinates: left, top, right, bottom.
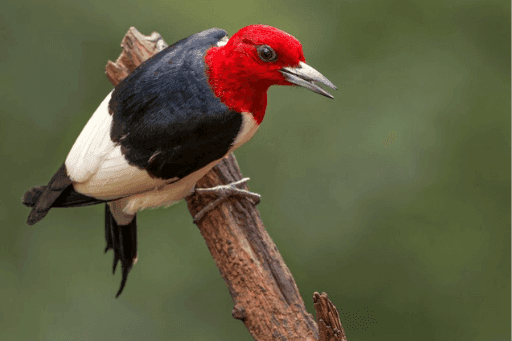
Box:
65, 92, 116, 182
65, 29, 240, 202
65, 92, 171, 200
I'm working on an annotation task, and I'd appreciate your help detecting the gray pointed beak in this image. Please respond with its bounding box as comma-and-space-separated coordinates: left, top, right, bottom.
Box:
279, 61, 337, 99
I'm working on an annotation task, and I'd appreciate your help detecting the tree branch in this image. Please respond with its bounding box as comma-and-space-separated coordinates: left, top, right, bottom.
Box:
105, 27, 346, 341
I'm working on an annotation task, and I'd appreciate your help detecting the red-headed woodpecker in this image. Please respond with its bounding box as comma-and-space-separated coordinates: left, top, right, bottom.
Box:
22, 25, 336, 297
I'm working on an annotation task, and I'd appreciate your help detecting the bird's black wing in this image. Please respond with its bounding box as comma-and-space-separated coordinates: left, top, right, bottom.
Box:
108, 28, 243, 181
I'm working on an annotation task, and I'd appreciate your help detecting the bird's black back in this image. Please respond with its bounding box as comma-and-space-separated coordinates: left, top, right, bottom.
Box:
109, 28, 243, 180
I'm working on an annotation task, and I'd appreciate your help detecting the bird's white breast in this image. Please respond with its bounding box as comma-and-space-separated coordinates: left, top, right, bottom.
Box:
230, 112, 259, 152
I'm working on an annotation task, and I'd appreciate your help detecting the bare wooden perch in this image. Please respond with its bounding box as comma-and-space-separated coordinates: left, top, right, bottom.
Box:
105, 27, 346, 341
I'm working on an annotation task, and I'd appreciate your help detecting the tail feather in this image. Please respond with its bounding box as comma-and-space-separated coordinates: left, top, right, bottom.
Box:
22, 186, 46, 207
26, 165, 72, 225
105, 204, 138, 298
23, 164, 103, 225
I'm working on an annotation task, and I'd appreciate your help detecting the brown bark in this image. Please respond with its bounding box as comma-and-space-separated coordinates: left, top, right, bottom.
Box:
105, 27, 346, 341
314, 293, 347, 341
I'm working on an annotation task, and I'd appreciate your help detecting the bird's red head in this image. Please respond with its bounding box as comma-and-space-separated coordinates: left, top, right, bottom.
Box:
205, 25, 335, 124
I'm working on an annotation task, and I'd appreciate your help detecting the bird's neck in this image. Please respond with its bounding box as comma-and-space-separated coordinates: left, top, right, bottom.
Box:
205, 46, 268, 125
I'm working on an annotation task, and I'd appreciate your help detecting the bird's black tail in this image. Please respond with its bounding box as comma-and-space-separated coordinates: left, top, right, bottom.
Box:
22, 186, 47, 207
23, 165, 136, 297
23, 164, 104, 225
104, 204, 138, 298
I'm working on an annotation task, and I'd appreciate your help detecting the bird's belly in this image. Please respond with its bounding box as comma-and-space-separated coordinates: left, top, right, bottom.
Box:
119, 157, 224, 215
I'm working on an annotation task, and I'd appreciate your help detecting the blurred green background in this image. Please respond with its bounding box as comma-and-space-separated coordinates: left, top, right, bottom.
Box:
1, 0, 510, 340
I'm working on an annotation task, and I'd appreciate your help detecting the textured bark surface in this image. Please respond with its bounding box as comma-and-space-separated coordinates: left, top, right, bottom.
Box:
186, 155, 319, 340
314, 293, 347, 341
105, 27, 168, 84
105, 27, 346, 341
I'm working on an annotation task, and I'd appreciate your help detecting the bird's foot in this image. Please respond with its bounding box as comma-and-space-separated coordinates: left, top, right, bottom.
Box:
193, 177, 260, 223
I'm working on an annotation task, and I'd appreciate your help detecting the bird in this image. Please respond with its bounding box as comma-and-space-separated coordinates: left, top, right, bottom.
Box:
22, 24, 336, 297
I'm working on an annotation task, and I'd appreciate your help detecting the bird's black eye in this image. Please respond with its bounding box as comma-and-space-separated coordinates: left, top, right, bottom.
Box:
257, 45, 277, 62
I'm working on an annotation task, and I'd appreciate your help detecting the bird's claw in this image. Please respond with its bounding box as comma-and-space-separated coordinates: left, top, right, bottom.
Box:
193, 178, 261, 223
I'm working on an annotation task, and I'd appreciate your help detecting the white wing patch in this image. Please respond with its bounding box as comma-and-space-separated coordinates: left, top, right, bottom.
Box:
65, 92, 116, 182
73, 145, 171, 200
65, 91, 172, 200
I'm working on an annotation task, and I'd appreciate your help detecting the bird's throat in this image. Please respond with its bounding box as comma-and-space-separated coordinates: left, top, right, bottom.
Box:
205, 46, 268, 124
